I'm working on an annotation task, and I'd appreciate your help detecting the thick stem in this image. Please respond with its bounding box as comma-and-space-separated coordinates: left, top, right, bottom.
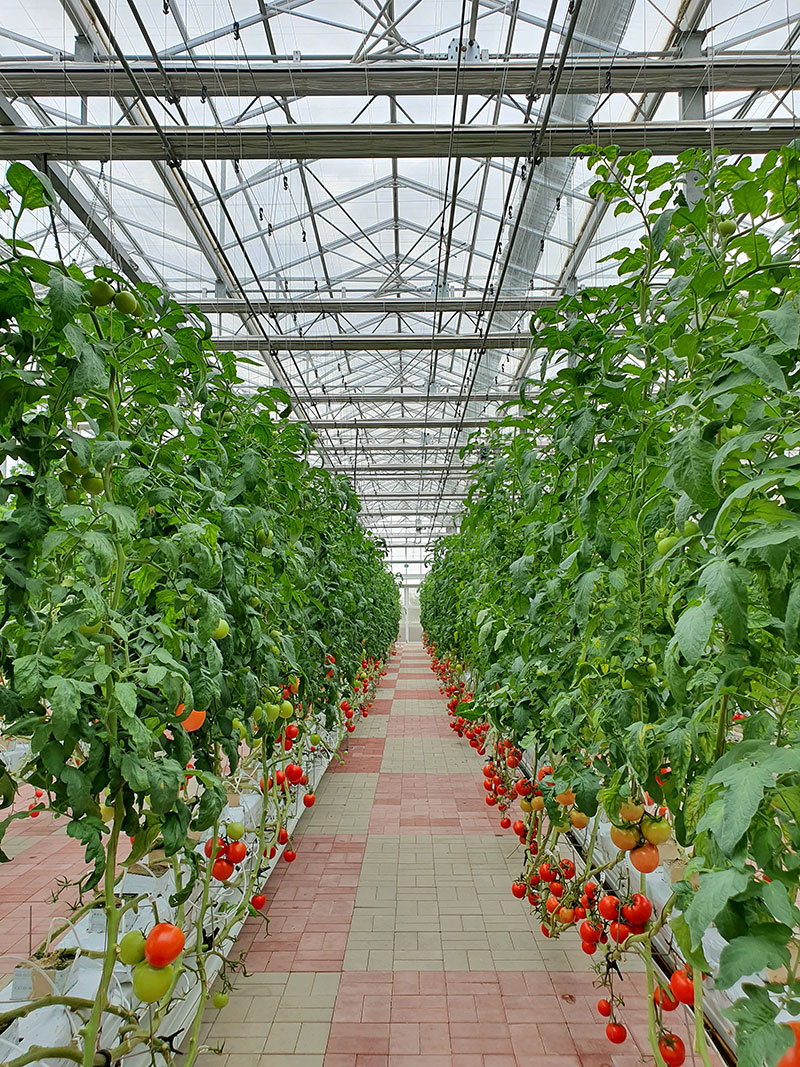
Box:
80, 798, 123, 1067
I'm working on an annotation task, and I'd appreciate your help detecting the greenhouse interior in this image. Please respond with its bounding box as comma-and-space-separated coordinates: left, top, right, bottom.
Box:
1, 0, 800, 1064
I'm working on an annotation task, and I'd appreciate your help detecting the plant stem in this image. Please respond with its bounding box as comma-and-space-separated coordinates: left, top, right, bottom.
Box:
80, 796, 123, 1067
692, 965, 714, 1067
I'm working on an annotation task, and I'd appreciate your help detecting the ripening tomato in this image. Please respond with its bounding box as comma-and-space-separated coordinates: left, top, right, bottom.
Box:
144, 923, 185, 968
545, 895, 560, 915
630, 843, 660, 873
610, 824, 640, 851
133, 961, 174, 1002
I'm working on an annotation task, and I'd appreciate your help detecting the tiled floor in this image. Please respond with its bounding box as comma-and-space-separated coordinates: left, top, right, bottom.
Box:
197, 644, 709, 1066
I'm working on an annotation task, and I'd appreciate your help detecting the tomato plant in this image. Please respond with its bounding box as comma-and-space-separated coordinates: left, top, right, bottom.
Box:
422, 142, 800, 1067
0, 163, 399, 1067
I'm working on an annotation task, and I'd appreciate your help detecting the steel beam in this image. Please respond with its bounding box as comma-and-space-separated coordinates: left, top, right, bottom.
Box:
329, 466, 470, 473
3, 120, 796, 160
0, 56, 792, 98
0, 93, 143, 283
280, 392, 517, 402
219, 332, 524, 351
297, 419, 486, 428
200, 297, 547, 314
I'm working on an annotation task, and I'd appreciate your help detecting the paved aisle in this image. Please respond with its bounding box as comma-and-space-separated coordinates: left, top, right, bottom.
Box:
199, 643, 663, 1066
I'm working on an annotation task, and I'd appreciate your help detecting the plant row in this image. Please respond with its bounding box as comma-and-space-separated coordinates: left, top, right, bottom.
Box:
0, 162, 400, 1067
421, 141, 800, 1067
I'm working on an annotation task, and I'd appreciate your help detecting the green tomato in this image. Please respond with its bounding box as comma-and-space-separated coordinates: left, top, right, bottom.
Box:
265, 529, 274, 545
65, 487, 81, 504
114, 289, 140, 315
718, 219, 737, 238
269, 629, 281, 640
213, 618, 230, 641
265, 703, 281, 722
213, 991, 229, 1009
656, 536, 679, 556
79, 620, 103, 636
309, 733, 322, 746
270, 644, 280, 656
683, 519, 700, 538
119, 930, 146, 966
59, 470, 76, 488
226, 821, 245, 841
81, 473, 105, 495
255, 528, 267, 547
253, 705, 264, 722
88, 279, 115, 307
279, 700, 294, 719
133, 961, 174, 1003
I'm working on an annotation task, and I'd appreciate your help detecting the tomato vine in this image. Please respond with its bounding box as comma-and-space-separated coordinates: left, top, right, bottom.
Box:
422, 141, 800, 1067
0, 162, 399, 1067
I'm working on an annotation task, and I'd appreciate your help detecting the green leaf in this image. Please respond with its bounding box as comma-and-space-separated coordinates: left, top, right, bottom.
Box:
786, 580, 800, 652
731, 181, 767, 216
760, 880, 799, 927
670, 426, 719, 509
147, 759, 184, 815
73, 347, 110, 394
13, 654, 45, 701
48, 268, 83, 331
48, 676, 82, 740
120, 754, 150, 792
7, 163, 56, 210
114, 682, 138, 717
673, 600, 714, 664
716, 926, 791, 989
726, 985, 787, 1067
699, 559, 747, 642
101, 503, 138, 535
725, 344, 787, 391
684, 868, 748, 949
192, 777, 226, 832
161, 803, 190, 855
760, 302, 800, 349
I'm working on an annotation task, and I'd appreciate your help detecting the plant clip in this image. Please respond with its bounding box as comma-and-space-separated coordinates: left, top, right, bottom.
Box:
232, 20, 240, 39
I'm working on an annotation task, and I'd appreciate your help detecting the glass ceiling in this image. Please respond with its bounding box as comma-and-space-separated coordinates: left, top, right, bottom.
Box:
1, 0, 798, 578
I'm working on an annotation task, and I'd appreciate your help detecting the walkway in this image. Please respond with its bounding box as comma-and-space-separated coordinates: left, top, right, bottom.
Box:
197, 641, 710, 1067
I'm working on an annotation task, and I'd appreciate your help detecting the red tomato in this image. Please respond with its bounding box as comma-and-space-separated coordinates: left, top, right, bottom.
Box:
144, 923, 185, 967
251, 894, 266, 910
654, 986, 679, 1012
622, 893, 653, 925
598, 895, 620, 920
225, 840, 247, 864
212, 858, 234, 881
283, 849, 297, 863
659, 1033, 686, 1066
597, 999, 612, 1017
579, 920, 602, 944
581, 940, 598, 955
606, 1023, 627, 1044
777, 1022, 800, 1067
669, 968, 695, 1005
303, 793, 316, 808
609, 921, 632, 943
511, 881, 527, 899
277, 827, 289, 845
286, 763, 304, 785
